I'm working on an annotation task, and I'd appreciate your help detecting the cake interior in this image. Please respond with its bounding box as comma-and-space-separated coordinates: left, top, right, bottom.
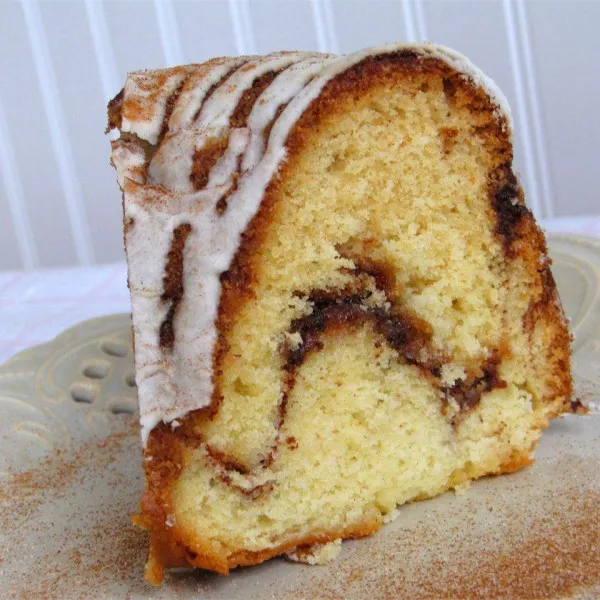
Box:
145, 63, 570, 572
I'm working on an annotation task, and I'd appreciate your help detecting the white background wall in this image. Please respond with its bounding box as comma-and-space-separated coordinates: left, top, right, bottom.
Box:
0, 0, 598, 271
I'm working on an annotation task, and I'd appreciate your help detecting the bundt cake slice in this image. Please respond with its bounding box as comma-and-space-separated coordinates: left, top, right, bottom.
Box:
108, 43, 575, 584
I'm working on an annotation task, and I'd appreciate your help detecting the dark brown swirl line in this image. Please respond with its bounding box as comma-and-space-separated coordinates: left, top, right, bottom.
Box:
204, 266, 506, 491
159, 223, 192, 351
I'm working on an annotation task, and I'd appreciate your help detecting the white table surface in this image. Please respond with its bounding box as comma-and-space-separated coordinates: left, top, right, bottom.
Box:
1, 215, 599, 365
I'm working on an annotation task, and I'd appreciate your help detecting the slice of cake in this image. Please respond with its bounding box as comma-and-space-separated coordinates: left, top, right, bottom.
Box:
108, 43, 575, 584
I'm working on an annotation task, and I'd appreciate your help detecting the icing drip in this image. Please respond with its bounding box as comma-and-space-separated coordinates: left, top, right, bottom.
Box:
120, 66, 195, 145
148, 53, 314, 192
110, 138, 146, 188
111, 43, 513, 444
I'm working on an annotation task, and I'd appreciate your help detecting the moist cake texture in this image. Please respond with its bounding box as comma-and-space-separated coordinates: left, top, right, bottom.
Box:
108, 43, 574, 584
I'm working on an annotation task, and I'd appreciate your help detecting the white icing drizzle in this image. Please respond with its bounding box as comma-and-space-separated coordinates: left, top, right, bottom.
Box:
112, 43, 513, 445
197, 53, 308, 130
147, 54, 309, 192
110, 139, 146, 188
167, 57, 247, 132
120, 66, 195, 145
146, 57, 250, 192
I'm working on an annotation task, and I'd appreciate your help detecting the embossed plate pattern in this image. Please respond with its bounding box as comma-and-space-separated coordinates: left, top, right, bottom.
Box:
1, 234, 599, 599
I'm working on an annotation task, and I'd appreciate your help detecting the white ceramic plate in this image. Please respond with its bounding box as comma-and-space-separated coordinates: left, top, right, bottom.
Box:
1, 234, 599, 600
